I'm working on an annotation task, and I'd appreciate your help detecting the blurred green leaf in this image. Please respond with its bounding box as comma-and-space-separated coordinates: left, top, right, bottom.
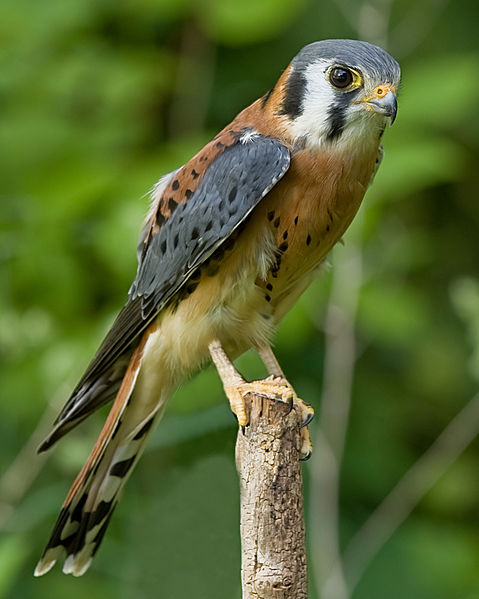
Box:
197, 0, 306, 45
450, 277, 479, 382
0, 536, 26, 597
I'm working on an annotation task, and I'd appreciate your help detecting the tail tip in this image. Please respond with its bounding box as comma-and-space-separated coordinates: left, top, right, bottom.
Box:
34, 559, 56, 577
63, 554, 93, 576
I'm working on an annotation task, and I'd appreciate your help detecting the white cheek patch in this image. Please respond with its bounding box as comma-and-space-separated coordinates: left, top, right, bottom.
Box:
288, 59, 336, 146
286, 59, 387, 153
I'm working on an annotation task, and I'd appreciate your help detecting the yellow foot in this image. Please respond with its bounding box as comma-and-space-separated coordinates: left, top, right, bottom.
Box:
224, 375, 314, 460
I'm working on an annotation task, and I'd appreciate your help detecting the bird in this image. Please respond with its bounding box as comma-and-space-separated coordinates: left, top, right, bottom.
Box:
34, 38, 400, 577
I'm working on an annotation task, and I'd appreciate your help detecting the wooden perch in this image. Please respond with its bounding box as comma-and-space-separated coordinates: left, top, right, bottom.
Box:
236, 393, 308, 599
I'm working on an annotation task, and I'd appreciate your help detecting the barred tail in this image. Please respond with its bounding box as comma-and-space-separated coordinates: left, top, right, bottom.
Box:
35, 338, 167, 577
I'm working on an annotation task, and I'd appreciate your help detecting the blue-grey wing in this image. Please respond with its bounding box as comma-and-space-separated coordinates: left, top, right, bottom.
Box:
39, 134, 290, 450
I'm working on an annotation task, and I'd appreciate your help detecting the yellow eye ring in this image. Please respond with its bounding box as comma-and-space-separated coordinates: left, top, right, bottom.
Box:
328, 66, 362, 90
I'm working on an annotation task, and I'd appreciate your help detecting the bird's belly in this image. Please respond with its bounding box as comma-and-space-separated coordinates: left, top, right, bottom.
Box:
136, 225, 277, 396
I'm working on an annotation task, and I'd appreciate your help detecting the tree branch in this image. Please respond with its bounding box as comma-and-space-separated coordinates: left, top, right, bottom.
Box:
236, 394, 308, 599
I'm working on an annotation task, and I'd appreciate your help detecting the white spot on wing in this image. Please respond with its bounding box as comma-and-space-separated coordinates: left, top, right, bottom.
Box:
240, 128, 260, 144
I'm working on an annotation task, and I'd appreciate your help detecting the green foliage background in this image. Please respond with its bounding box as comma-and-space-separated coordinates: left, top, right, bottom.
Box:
1, 0, 479, 597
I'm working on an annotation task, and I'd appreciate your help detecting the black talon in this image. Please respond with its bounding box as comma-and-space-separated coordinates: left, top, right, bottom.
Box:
241, 425, 246, 435
286, 396, 294, 414
300, 451, 312, 461
299, 411, 314, 429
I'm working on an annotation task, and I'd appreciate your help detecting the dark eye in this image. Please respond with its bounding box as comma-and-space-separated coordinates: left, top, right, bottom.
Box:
329, 67, 353, 89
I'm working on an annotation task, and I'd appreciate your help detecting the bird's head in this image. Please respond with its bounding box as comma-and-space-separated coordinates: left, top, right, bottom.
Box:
271, 39, 401, 150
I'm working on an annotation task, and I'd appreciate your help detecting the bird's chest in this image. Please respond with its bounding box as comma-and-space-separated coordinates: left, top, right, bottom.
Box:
254, 146, 377, 318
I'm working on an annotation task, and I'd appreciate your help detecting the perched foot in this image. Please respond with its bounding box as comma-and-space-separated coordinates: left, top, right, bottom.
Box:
224, 375, 314, 460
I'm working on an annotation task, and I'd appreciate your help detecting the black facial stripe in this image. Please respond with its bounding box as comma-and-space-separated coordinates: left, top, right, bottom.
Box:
327, 105, 347, 140
327, 88, 360, 141
278, 68, 307, 119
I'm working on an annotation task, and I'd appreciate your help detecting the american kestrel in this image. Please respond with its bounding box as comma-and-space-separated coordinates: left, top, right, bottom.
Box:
35, 39, 400, 577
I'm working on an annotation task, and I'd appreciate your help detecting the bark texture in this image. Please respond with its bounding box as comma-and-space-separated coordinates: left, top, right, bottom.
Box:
236, 394, 308, 599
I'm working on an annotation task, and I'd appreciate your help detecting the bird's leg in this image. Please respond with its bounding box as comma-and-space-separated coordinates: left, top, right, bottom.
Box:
257, 345, 314, 460
209, 339, 249, 427
209, 339, 300, 426
208, 340, 313, 459
209, 339, 301, 424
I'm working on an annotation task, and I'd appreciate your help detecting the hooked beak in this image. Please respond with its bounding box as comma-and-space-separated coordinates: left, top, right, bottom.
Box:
361, 85, 398, 124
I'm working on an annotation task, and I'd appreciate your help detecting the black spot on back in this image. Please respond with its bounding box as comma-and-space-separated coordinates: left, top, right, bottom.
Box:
156, 211, 165, 227
168, 197, 177, 213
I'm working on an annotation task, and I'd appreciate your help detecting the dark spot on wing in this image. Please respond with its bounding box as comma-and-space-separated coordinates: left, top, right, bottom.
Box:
306, 234, 311, 246
294, 216, 299, 225
228, 186, 237, 203
192, 169, 199, 179
168, 198, 177, 213
266, 283, 273, 291
172, 180, 180, 191
267, 210, 275, 221
273, 216, 280, 228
